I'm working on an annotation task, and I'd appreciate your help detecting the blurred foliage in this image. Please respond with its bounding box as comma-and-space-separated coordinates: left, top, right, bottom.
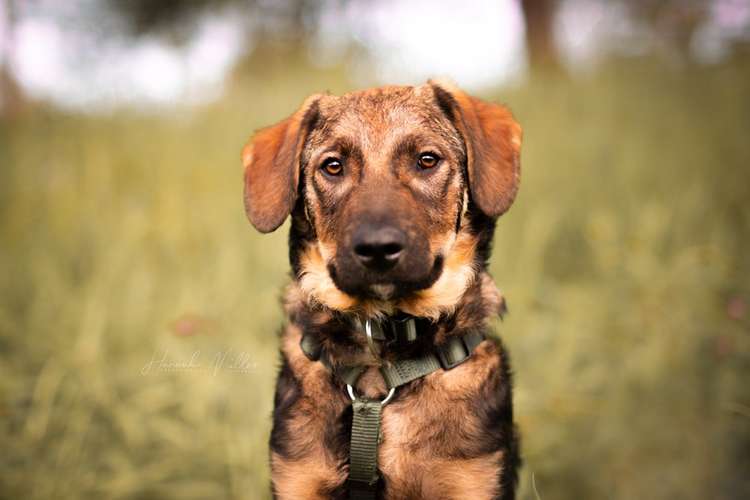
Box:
109, 0, 237, 36
107, 0, 323, 45
1, 51, 749, 499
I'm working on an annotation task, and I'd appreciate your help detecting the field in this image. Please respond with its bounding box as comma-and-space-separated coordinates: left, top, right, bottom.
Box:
1, 55, 749, 499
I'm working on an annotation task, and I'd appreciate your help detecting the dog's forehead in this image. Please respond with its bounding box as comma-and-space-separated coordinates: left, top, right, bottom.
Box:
309, 85, 458, 151
323, 86, 439, 128
321, 84, 432, 114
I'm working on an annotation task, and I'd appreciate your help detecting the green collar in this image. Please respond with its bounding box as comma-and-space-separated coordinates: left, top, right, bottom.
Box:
300, 321, 485, 389
300, 312, 485, 385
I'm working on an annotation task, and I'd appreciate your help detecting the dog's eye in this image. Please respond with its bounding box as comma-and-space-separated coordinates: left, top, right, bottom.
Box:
321, 158, 343, 176
417, 153, 440, 169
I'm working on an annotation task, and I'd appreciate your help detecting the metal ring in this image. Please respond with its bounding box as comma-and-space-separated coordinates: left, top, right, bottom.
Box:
347, 385, 396, 406
364, 319, 381, 359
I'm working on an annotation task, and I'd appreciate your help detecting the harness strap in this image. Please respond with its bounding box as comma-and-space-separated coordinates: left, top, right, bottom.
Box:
299, 326, 486, 500
347, 398, 383, 499
379, 352, 441, 389
379, 330, 486, 388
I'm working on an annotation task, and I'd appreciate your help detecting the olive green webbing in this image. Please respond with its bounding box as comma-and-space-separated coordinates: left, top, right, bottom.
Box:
379, 353, 441, 389
347, 399, 383, 499
379, 330, 485, 388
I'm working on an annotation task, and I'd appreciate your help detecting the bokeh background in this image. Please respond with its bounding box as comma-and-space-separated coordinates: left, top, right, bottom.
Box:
1, 0, 749, 498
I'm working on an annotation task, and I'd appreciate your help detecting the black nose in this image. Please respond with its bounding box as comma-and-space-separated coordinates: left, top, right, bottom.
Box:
353, 225, 406, 271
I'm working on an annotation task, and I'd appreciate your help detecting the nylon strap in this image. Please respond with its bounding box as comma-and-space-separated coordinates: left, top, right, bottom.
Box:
347, 398, 383, 499
380, 353, 441, 389
380, 330, 485, 388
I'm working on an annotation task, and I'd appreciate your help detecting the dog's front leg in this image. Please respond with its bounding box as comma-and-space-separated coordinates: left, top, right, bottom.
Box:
269, 357, 349, 499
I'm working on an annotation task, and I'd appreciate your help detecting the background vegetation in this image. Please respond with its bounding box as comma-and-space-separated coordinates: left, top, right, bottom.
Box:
1, 1, 749, 499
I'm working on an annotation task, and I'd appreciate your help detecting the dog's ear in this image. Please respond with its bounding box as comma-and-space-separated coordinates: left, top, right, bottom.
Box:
242, 94, 322, 233
429, 80, 522, 217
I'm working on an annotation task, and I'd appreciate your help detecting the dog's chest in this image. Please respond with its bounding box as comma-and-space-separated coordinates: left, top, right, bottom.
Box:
370, 365, 504, 499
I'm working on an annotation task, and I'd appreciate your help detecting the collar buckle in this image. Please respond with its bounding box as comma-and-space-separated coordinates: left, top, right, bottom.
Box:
363, 314, 420, 359
436, 337, 469, 369
387, 314, 418, 343
435, 331, 486, 369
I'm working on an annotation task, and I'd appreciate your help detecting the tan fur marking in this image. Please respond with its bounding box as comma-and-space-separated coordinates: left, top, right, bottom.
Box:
420, 453, 504, 499
297, 244, 359, 311
281, 324, 332, 397
271, 452, 347, 500
480, 273, 504, 314
398, 231, 478, 319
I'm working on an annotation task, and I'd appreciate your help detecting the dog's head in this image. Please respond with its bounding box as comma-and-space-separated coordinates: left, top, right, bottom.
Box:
242, 82, 521, 318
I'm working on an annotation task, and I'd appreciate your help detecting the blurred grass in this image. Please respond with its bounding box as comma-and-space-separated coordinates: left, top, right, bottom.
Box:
1, 54, 749, 499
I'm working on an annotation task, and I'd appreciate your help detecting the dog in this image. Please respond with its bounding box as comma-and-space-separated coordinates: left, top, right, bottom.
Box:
241, 80, 522, 499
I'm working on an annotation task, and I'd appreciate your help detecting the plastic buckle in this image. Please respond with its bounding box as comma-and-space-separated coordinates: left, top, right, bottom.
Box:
436, 336, 470, 370
389, 315, 418, 344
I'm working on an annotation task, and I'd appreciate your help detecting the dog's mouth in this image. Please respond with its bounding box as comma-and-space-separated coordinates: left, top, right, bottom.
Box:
327, 254, 444, 300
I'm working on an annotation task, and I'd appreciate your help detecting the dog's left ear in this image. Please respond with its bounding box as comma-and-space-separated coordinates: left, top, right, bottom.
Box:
429, 81, 522, 217
242, 94, 322, 233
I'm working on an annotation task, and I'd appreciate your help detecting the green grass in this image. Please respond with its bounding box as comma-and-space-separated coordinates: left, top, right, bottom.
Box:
1, 55, 749, 499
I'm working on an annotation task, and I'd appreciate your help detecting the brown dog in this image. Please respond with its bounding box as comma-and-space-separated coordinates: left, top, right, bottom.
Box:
242, 81, 522, 499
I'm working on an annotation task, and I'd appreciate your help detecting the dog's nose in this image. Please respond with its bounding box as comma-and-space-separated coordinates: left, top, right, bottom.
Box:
353, 225, 406, 271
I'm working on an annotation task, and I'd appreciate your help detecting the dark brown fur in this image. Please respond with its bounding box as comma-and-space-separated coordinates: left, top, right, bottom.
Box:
242, 81, 522, 499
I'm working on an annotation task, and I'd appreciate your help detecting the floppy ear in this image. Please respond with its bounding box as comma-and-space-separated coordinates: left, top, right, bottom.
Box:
429, 81, 522, 217
241, 94, 321, 233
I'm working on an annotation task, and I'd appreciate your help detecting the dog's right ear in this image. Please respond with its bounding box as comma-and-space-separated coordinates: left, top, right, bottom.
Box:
242, 94, 322, 233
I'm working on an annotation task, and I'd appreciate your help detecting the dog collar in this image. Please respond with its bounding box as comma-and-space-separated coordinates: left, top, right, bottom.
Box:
357, 313, 427, 342
351, 313, 430, 358
299, 324, 484, 383
300, 312, 431, 362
